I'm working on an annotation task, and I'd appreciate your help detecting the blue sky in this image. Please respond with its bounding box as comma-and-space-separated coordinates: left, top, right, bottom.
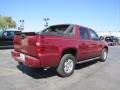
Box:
0, 0, 120, 32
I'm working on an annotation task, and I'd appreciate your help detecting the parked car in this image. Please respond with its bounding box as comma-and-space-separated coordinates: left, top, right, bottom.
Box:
11, 24, 108, 77
105, 36, 119, 46
0, 30, 21, 49
99, 36, 105, 41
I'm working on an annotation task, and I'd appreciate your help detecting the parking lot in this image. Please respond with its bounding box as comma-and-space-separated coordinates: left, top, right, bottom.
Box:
0, 46, 120, 90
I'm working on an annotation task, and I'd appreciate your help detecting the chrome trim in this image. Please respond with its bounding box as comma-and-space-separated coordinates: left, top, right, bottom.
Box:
77, 57, 100, 64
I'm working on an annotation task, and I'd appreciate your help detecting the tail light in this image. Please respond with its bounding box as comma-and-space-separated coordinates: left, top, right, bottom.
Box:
36, 36, 45, 54
13, 35, 21, 44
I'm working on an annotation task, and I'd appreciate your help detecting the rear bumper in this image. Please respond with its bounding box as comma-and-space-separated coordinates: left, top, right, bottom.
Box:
11, 50, 41, 68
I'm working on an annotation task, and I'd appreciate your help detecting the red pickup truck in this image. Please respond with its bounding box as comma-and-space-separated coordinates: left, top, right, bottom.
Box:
11, 24, 108, 77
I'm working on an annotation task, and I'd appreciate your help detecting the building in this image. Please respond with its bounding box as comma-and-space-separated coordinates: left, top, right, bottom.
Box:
97, 31, 120, 38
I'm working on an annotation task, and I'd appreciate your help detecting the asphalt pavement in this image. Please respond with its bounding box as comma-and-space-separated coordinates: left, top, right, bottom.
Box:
0, 47, 120, 90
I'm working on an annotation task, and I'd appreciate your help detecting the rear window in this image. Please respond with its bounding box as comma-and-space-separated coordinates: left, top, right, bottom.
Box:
14, 31, 21, 35
41, 25, 75, 35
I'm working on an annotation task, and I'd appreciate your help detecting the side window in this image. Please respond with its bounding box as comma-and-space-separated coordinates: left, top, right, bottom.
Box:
80, 27, 89, 39
90, 30, 99, 40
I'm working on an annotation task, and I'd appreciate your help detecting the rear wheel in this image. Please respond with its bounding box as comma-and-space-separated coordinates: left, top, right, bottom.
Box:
57, 54, 75, 77
99, 48, 108, 62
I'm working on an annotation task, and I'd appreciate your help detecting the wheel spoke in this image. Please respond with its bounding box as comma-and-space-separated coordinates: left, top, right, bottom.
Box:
64, 59, 73, 73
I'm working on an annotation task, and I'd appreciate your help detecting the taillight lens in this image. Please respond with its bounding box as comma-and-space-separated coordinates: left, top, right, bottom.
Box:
36, 36, 45, 53
36, 45, 45, 53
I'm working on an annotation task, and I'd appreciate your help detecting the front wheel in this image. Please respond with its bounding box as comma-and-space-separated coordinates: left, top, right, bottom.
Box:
99, 48, 108, 62
57, 54, 76, 77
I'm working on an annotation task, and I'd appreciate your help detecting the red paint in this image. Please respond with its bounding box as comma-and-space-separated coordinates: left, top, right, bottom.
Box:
11, 24, 108, 68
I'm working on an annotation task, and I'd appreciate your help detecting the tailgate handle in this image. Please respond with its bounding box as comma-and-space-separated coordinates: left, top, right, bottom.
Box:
21, 34, 26, 39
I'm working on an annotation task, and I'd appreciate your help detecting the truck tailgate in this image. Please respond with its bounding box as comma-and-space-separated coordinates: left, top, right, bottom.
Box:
13, 32, 41, 58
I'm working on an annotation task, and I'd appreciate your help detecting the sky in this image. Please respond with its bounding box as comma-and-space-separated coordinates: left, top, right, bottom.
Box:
0, 0, 120, 32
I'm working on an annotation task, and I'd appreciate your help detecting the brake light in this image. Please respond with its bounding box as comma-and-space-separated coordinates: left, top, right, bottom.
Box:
36, 36, 45, 53
36, 45, 45, 53
36, 42, 40, 46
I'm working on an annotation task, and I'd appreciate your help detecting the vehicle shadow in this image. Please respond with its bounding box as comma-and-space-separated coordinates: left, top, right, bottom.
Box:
17, 60, 98, 79
17, 64, 57, 79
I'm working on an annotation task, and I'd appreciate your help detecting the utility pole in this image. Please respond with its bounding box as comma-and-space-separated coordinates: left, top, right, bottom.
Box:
44, 18, 50, 28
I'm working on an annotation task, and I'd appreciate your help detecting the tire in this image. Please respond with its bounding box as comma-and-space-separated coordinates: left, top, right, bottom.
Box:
57, 54, 76, 77
99, 48, 108, 62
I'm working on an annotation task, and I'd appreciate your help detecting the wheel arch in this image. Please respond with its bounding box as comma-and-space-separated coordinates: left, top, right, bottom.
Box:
103, 46, 108, 53
61, 48, 78, 59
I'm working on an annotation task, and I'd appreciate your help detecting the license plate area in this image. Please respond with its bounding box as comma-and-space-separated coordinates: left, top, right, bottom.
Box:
20, 53, 25, 62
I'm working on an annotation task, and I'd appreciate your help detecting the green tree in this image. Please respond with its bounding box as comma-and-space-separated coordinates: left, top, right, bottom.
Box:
0, 16, 16, 31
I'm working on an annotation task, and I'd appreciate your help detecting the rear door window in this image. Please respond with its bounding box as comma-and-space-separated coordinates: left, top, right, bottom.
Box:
80, 27, 90, 40
90, 30, 99, 41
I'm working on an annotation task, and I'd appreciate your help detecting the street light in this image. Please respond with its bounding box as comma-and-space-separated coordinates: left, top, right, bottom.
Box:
19, 20, 24, 31
44, 18, 50, 28
20, 20, 24, 27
